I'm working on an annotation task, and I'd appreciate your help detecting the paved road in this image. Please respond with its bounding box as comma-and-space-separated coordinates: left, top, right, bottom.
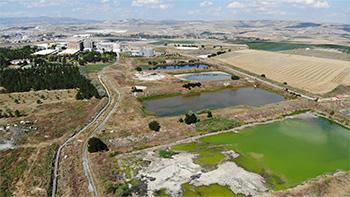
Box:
52, 54, 120, 197
82, 54, 121, 197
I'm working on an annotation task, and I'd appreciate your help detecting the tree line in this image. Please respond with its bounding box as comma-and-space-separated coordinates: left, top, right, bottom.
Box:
0, 59, 100, 100
0, 45, 38, 68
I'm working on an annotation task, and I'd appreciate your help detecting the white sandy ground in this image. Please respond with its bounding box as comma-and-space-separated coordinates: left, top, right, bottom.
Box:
136, 152, 268, 196
174, 71, 230, 81
0, 141, 13, 150
134, 72, 166, 81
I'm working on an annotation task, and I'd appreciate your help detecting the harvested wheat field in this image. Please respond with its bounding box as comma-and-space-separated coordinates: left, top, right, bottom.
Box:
216, 50, 350, 94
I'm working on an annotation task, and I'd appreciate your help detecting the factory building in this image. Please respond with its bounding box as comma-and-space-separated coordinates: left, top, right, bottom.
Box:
68, 41, 83, 51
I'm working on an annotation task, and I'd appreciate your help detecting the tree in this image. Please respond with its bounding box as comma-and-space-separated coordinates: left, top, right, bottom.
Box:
14, 110, 20, 117
283, 82, 287, 85
88, 137, 108, 153
149, 120, 161, 131
231, 75, 240, 80
185, 110, 200, 124
261, 74, 266, 78
79, 59, 85, 66
207, 111, 212, 118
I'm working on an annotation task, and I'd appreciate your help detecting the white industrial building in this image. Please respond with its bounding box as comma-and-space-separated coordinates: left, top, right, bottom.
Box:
32, 49, 58, 56
142, 47, 154, 57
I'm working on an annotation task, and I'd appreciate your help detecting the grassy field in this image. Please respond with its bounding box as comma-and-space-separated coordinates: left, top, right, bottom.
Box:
216, 50, 350, 94
79, 63, 111, 74
195, 117, 241, 133
243, 42, 350, 54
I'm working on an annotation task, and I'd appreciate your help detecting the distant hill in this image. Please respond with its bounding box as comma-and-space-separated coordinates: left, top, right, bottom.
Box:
0, 17, 102, 26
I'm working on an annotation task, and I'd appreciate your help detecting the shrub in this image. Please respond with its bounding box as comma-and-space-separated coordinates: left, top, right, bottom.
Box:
159, 150, 178, 158
207, 111, 212, 118
196, 117, 241, 133
261, 74, 266, 78
179, 118, 184, 123
88, 137, 108, 153
231, 75, 240, 80
36, 99, 42, 104
15, 110, 20, 117
149, 120, 161, 131
184, 110, 200, 125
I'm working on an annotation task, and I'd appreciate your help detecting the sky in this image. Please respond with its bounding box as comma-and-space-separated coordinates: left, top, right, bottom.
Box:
0, 0, 349, 24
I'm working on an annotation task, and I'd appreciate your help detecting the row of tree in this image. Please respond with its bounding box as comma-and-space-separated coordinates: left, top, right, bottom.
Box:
0, 59, 100, 100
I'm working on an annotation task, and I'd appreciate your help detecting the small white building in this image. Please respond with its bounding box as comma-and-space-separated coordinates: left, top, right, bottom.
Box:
10, 59, 31, 65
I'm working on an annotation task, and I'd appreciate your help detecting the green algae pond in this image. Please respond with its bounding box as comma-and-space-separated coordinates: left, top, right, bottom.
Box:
172, 115, 350, 191
200, 116, 350, 190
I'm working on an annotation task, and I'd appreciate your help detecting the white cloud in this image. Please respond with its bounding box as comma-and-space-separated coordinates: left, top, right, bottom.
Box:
0, 2, 8, 6
226, 0, 330, 11
227, 2, 244, 8
200, 1, 213, 7
114, 0, 120, 5
20, 0, 83, 8
314, 1, 330, 8
131, 0, 172, 9
101, 0, 110, 3
283, 0, 330, 8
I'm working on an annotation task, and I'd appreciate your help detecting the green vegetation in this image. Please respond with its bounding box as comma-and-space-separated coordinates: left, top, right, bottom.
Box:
149, 120, 161, 131
0, 45, 38, 68
244, 42, 350, 53
158, 150, 179, 159
184, 110, 200, 124
182, 82, 201, 90
79, 63, 111, 74
103, 181, 131, 196
88, 137, 109, 153
195, 117, 241, 133
0, 148, 34, 196
231, 75, 240, 80
109, 151, 121, 157
0, 59, 100, 100
182, 183, 242, 196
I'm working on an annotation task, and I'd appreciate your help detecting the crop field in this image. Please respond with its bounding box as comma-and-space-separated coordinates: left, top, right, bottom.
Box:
216, 50, 350, 94
242, 42, 350, 53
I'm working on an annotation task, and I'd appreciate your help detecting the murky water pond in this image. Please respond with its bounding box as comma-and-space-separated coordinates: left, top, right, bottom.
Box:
143, 87, 288, 117
142, 64, 209, 71
174, 71, 231, 81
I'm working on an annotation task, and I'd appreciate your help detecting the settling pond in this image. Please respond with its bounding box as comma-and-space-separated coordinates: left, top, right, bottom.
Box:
198, 116, 350, 190
143, 87, 288, 117
142, 64, 209, 71
174, 71, 231, 81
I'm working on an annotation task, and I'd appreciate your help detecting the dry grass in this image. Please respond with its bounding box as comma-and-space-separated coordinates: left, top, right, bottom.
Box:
0, 89, 77, 121
215, 50, 350, 94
